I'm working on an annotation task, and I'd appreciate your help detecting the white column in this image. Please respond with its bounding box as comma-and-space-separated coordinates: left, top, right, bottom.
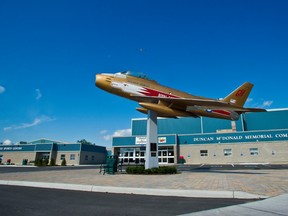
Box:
145, 110, 159, 169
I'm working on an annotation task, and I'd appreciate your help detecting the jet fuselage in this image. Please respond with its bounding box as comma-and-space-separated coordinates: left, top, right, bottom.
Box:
96, 71, 264, 120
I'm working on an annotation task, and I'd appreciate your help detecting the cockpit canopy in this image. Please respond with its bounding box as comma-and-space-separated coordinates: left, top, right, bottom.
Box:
117, 71, 151, 80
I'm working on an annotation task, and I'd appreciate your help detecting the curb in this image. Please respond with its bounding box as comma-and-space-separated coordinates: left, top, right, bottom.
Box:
0, 180, 267, 199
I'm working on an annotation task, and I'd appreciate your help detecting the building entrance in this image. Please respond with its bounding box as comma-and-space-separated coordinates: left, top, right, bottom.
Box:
36, 152, 50, 161
118, 146, 175, 165
158, 147, 174, 164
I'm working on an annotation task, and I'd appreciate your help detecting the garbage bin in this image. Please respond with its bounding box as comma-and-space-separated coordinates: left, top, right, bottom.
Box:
105, 155, 118, 174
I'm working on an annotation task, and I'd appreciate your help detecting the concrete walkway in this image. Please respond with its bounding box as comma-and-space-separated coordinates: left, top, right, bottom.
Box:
180, 193, 288, 216
0, 167, 287, 197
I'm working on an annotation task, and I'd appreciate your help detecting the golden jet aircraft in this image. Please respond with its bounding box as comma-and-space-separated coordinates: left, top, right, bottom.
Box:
96, 71, 266, 120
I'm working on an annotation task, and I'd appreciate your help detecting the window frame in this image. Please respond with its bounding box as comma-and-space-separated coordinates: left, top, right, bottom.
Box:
224, 149, 232, 157
70, 154, 75, 161
250, 148, 259, 156
200, 150, 208, 157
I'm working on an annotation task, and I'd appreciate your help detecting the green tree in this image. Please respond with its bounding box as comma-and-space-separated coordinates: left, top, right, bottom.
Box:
77, 139, 92, 145
49, 158, 55, 166
61, 158, 66, 166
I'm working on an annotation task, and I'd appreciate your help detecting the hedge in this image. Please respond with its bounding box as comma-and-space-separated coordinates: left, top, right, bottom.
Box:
126, 166, 177, 174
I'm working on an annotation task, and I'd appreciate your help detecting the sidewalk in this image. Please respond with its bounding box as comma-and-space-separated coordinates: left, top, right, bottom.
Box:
0, 167, 287, 197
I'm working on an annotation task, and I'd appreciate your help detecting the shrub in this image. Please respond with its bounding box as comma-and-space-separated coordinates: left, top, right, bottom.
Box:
61, 158, 67, 166
158, 166, 177, 174
126, 166, 177, 175
49, 158, 55, 166
126, 166, 145, 174
35, 159, 42, 166
43, 158, 49, 166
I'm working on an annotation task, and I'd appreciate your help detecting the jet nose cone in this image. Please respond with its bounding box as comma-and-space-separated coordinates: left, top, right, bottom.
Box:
95, 74, 100, 86
95, 74, 104, 88
95, 73, 113, 89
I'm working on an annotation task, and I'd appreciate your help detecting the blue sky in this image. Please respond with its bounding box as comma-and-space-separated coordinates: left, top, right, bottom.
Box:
1, 0, 288, 146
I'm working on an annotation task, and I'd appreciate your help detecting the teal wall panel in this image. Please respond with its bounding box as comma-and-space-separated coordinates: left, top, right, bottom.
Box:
202, 117, 243, 133
81, 144, 106, 153
178, 129, 288, 145
35, 144, 52, 151
113, 135, 177, 147
132, 117, 201, 136
244, 110, 288, 131
113, 137, 136, 146
55, 144, 81, 151
158, 135, 176, 145
158, 118, 201, 135
132, 119, 147, 136
0, 145, 35, 152
131, 110, 288, 137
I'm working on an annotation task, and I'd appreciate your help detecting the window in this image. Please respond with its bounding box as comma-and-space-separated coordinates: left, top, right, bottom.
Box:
70, 154, 75, 160
60, 154, 65, 160
85, 155, 88, 160
200, 150, 208, 157
92, 155, 95, 161
250, 148, 259, 156
224, 149, 232, 156
150, 143, 157, 151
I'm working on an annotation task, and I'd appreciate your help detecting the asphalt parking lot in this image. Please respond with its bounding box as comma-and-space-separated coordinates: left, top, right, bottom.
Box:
0, 185, 255, 216
1, 166, 288, 215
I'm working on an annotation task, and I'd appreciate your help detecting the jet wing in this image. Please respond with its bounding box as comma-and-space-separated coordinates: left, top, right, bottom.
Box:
130, 95, 266, 112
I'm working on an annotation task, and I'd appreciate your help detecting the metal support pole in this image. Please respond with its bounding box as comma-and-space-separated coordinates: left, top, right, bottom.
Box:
145, 110, 159, 169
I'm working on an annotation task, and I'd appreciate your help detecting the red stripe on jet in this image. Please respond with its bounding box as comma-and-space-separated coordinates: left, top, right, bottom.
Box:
139, 87, 179, 98
212, 110, 231, 116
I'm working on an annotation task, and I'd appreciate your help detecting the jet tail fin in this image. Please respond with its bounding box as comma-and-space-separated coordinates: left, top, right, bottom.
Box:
223, 82, 253, 107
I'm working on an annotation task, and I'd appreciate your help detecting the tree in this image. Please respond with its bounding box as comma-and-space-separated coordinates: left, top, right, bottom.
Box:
49, 158, 55, 166
61, 158, 66, 166
77, 139, 92, 145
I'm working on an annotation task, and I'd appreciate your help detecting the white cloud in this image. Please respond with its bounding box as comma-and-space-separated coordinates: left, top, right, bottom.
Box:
3, 115, 55, 131
0, 85, 5, 94
246, 98, 253, 103
3, 139, 12, 145
246, 98, 273, 109
100, 130, 108, 134
103, 134, 112, 141
113, 129, 132, 137
102, 128, 132, 141
261, 100, 273, 108
35, 89, 42, 100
